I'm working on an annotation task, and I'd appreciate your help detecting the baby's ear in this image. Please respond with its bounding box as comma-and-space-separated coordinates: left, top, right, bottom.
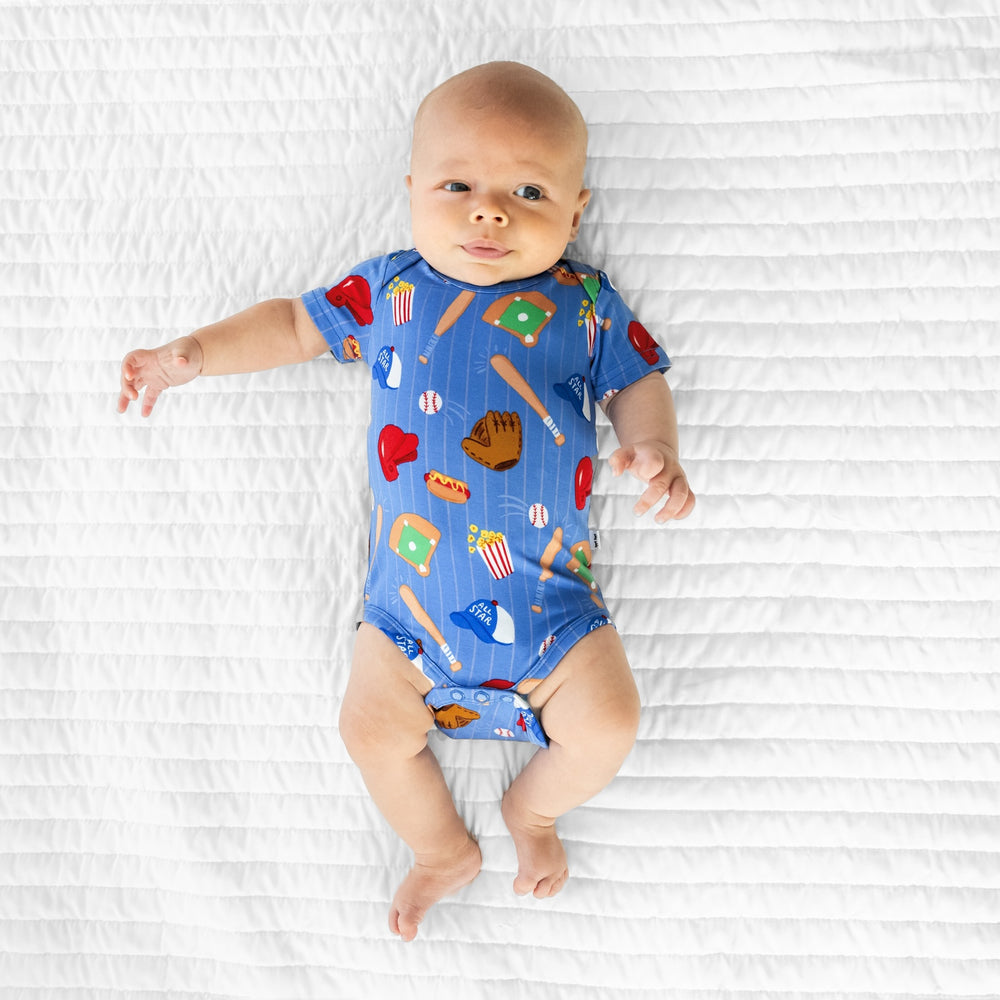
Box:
569, 188, 591, 241
405, 175, 413, 192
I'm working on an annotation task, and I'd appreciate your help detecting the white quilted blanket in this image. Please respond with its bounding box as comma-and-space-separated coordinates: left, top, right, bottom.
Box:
3, 2, 998, 997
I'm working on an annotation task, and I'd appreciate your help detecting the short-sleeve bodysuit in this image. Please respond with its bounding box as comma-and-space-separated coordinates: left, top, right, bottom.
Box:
303, 250, 670, 747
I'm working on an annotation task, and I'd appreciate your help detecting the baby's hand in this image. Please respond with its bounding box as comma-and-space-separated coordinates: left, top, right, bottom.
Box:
608, 441, 696, 524
117, 337, 203, 417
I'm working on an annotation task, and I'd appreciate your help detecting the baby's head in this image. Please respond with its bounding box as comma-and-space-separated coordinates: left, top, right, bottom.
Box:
406, 62, 591, 286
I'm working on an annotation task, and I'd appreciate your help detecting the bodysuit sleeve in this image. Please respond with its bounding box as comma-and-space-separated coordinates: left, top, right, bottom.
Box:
300, 252, 400, 364
588, 270, 671, 402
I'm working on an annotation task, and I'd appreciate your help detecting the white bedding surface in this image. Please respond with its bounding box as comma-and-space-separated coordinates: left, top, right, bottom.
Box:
3, 2, 999, 997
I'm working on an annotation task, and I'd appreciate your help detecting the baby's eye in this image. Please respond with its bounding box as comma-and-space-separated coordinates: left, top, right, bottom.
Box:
443, 181, 470, 192
514, 185, 544, 201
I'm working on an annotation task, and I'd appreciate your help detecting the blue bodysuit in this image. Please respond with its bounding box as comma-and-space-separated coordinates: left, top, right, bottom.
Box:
303, 250, 670, 747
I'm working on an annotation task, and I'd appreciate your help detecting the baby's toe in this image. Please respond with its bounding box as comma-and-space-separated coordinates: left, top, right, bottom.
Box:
531, 869, 568, 898
513, 871, 539, 896
389, 903, 422, 942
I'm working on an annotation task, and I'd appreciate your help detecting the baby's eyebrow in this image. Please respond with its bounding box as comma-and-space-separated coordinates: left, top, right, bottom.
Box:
433, 158, 470, 174
507, 158, 559, 179
429, 156, 559, 182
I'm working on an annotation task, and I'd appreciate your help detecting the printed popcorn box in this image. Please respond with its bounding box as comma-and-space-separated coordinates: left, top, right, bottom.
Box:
578, 298, 598, 356
386, 277, 414, 326
469, 526, 514, 580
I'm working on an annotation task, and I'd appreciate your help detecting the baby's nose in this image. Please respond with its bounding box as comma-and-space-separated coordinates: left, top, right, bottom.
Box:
470, 201, 508, 226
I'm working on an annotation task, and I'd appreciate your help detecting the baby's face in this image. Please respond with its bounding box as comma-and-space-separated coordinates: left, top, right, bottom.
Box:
406, 101, 590, 286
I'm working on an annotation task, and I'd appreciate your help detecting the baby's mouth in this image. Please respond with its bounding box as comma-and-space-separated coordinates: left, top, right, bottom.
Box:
462, 240, 510, 259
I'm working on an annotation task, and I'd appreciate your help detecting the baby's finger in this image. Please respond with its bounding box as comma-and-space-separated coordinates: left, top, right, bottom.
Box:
608, 446, 632, 477
140, 385, 162, 418
633, 477, 671, 518
121, 352, 146, 381
118, 368, 139, 412
653, 476, 695, 524
611, 445, 665, 483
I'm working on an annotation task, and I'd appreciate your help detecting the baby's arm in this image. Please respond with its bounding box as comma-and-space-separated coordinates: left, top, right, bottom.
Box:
603, 372, 695, 523
118, 298, 328, 417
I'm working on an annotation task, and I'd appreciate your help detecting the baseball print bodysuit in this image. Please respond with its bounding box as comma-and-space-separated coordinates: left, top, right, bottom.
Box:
303, 250, 670, 748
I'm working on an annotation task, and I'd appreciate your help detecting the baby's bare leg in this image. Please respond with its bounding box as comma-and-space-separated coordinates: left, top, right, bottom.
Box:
502, 625, 640, 898
339, 624, 481, 941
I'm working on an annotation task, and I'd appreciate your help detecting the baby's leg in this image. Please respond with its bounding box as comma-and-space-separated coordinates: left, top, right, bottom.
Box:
339, 624, 481, 941
502, 625, 640, 897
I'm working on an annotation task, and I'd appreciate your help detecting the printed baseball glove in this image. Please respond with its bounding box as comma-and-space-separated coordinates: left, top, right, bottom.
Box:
462, 410, 523, 471
433, 704, 481, 730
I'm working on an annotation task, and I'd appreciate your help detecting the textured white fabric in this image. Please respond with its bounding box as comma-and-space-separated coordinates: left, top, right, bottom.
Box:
2, 2, 998, 997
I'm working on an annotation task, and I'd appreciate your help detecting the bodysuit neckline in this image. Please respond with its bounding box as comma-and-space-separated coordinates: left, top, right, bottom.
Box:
421, 257, 565, 295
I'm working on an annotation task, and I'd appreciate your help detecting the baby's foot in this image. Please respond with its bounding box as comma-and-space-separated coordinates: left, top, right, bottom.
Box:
389, 836, 482, 942
501, 788, 569, 898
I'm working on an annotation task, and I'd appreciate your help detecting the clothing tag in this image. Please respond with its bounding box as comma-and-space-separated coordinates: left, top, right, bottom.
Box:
590, 528, 601, 550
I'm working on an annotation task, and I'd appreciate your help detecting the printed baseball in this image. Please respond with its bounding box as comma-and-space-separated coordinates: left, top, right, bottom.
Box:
528, 503, 549, 528
419, 390, 442, 413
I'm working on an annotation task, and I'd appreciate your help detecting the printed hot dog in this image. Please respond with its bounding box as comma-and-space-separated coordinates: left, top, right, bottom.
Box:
424, 469, 471, 504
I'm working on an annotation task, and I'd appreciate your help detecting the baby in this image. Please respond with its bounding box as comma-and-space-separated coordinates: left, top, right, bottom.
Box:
118, 61, 695, 942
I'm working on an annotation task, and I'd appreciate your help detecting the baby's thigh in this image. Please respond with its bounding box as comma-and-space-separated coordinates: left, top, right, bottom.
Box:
526, 625, 641, 748
338, 623, 436, 759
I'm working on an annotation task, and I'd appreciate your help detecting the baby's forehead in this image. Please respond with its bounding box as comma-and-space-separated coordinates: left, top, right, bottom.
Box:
413, 98, 586, 164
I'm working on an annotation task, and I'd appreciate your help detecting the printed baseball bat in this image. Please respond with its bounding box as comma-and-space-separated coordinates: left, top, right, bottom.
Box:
399, 584, 462, 672
531, 525, 563, 613
489, 354, 565, 445
539, 526, 563, 582
568, 542, 605, 609
419, 289, 476, 364
570, 545, 598, 590
365, 504, 383, 602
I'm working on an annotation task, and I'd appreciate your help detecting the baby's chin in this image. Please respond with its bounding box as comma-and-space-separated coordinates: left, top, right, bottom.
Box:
417, 246, 564, 287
